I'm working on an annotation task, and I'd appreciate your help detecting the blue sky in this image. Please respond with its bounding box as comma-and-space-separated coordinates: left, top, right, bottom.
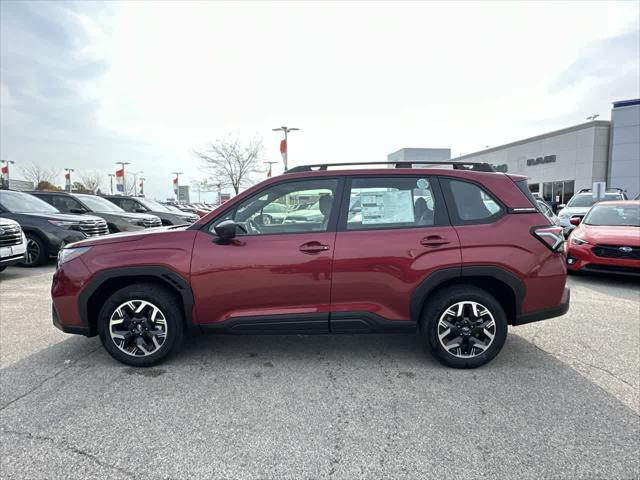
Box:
1, 1, 638, 201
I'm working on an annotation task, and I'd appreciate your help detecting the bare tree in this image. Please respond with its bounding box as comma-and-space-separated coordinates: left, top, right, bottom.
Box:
21, 162, 59, 188
193, 136, 264, 195
79, 171, 103, 194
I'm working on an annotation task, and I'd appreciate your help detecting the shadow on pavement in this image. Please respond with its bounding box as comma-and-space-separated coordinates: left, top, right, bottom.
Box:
1, 331, 638, 479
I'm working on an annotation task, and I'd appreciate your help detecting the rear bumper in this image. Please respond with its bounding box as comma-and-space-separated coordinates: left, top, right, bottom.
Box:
514, 287, 570, 325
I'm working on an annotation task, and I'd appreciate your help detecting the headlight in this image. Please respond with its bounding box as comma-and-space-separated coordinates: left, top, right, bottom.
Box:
57, 246, 91, 267
121, 217, 143, 225
48, 220, 78, 228
571, 235, 589, 245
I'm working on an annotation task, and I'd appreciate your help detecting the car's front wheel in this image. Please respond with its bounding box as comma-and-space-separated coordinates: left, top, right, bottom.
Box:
421, 285, 508, 369
20, 233, 47, 267
98, 284, 184, 367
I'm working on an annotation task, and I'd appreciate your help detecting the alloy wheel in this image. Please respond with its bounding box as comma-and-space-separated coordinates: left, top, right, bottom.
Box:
109, 300, 168, 357
437, 301, 496, 358
25, 238, 40, 265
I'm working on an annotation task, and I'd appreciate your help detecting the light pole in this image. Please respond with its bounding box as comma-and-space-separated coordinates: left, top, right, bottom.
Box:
172, 172, 183, 202
272, 126, 299, 171
1, 160, 15, 190
132, 171, 144, 196
108, 174, 115, 195
264, 161, 278, 178
115, 162, 131, 194
64, 168, 74, 192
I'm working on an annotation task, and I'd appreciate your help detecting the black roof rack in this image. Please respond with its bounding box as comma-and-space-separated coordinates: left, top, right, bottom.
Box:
285, 161, 496, 174
577, 187, 626, 194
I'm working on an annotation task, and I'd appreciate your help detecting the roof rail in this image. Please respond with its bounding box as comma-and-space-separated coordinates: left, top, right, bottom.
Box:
285, 161, 496, 174
577, 187, 626, 194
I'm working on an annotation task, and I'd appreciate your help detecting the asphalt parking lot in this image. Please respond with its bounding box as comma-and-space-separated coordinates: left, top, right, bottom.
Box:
1, 264, 638, 479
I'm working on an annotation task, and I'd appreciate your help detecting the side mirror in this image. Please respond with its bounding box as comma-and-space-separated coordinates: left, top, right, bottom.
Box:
135, 208, 147, 213
557, 204, 566, 209
214, 220, 247, 241
570, 216, 581, 226
69, 208, 86, 214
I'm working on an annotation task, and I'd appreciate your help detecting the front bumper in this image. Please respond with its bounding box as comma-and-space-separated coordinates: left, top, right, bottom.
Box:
514, 287, 570, 325
567, 243, 640, 276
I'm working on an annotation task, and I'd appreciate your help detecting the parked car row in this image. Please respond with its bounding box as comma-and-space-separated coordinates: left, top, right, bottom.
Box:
0, 190, 201, 268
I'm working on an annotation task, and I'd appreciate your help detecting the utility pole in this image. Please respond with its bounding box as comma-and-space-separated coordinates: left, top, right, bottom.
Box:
115, 162, 131, 194
272, 126, 300, 171
1, 160, 15, 190
64, 168, 74, 192
172, 172, 183, 202
108, 174, 115, 195
264, 161, 277, 178
132, 171, 144, 196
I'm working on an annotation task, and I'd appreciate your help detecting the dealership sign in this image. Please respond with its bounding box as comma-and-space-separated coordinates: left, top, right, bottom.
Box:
527, 155, 556, 166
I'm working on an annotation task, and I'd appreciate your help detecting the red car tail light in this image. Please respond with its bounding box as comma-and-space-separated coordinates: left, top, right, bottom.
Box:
531, 226, 565, 252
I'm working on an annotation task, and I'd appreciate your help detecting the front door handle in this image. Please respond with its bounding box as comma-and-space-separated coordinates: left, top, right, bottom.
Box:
420, 235, 450, 247
299, 241, 330, 254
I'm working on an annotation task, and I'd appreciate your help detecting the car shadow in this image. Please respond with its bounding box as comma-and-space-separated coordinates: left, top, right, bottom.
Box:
1, 332, 638, 479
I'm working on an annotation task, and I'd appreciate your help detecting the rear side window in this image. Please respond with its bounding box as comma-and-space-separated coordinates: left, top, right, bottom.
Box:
444, 179, 503, 224
344, 176, 444, 230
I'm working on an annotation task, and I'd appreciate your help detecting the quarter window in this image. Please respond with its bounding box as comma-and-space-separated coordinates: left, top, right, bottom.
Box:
346, 177, 438, 230
446, 179, 503, 223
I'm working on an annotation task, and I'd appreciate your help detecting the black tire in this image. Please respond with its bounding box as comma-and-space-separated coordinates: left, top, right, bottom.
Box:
420, 285, 508, 369
97, 283, 184, 367
20, 233, 47, 267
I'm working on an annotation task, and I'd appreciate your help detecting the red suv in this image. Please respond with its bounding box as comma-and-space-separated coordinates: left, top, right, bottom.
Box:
51, 162, 570, 368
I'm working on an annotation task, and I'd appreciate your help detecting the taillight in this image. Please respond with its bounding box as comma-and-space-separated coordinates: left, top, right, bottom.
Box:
531, 225, 565, 252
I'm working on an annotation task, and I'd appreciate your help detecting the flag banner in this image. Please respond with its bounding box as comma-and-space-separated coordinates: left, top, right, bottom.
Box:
64, 172, 71, 192
173, 176, 178, 194
139, 179, 144, 196
267, 164, 272, 178
1, 165, 8, 181
280, 139, 287, 165
115, 168, 125, 193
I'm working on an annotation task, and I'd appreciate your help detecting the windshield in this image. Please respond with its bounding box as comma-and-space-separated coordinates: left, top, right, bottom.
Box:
138, 198, 171, 212
567, 193, 622, 208
0, 191, 60, 213
75, 194, 124, 212
583, 204, 639, 227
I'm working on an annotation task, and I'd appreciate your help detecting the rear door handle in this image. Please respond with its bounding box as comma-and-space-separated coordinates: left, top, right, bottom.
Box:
299, 241, 330, 254
420, 235, 450, 247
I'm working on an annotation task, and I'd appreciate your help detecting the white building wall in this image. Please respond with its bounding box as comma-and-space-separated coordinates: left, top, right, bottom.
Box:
455, 122, 610, 197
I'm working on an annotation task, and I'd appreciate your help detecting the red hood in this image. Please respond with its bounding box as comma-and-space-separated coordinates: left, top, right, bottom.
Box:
579, 224, 640, 246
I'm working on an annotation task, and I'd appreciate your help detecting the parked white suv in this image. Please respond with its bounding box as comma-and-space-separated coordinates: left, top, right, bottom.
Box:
557, 188, 628, 235
0, 218, 27, 272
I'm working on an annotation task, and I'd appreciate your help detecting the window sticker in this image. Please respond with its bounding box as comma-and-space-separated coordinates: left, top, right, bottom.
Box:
361, 190, 415, 224
416, 178, 429, 190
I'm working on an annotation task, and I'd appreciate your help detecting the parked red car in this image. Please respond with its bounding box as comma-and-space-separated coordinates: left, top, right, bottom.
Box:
566, 200, 639, 276
51, 162, 569, 368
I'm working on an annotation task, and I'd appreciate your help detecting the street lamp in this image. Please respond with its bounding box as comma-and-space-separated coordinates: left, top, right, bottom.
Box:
108, 174, 115, 195
586, 114, 600, 121
264, 161, 278, 178
64, 168, 74, 192
1, 160, 15, 190
132, 171, 144, 196
272, 126, 300, 171
115, 162, 131, 194
172, 172, 183, 202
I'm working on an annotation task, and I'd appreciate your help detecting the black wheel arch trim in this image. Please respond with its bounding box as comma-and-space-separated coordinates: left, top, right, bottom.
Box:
410, 265, 525, 322
77, 266, 195, 335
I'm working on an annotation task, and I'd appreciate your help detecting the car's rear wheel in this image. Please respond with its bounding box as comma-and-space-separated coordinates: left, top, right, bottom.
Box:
20, 234, 47, 267
98, 284, 184, 367
421, 285, 508, 369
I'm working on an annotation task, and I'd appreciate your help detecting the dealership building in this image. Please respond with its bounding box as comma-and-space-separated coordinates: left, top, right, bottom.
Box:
389, 99, 640, 202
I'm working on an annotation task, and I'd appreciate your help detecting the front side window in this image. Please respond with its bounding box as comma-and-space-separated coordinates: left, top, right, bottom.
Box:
346, 177, 438, 230
445, 179, 503, 224
50, 195, 84, 213
211, 179, 339, 236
